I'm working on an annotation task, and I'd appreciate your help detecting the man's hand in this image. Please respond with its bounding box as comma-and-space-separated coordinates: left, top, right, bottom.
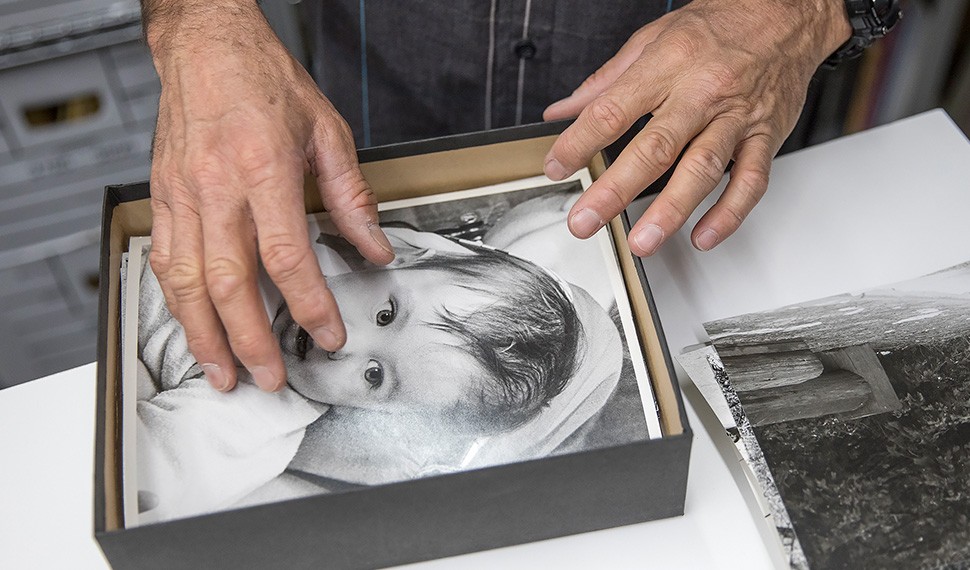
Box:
543, 0, 852, 256
144, 1, 394, 392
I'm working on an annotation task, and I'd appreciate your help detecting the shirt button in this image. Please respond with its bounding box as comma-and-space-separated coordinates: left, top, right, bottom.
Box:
514, 38, 537, 60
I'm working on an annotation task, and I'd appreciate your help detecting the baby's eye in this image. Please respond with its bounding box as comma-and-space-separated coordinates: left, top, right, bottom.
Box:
296, 327, 313, 358
364, 359, 384, 389
292, 327, 313, 360
278, 315, 313, 361
375, 298, 396, 327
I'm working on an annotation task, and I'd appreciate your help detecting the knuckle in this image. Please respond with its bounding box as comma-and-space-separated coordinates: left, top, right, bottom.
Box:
553, 134, 586, 167
658, 193, 693, 226
328, 190, 378, 227
184, 155, 228, 188
682, 147, 725, 186
666, 31, 700, 63
580, 67, 607, 94
697, 63, 740, 97
159, 288, 180, 318
316, 109, 355, 146
333, 118, 356, 147
595, 180, 632, 215
289, 301, 330, 332
234, 140, 276, 167
228, 331, 269, 360
152, 165, 188, 201
167, 260, 208, 304
630, 127, 678, 171
204, 257, 251, 304
721, 203, 748, 227
747, 103, 771, 125
629, 25, 653, 46
148, 247, 171, 274
236, 145, 295, 189
150, 168, 173, 193
260, 239, 313, 284
732, 166, 770, 199
588, 96, 630, 136
314, 144, 364, 187
334, 174, 376, 208
351, 185, 379, 210
726, 168, 770, 225
579, 73, 598, 93
183, 328, 216, 355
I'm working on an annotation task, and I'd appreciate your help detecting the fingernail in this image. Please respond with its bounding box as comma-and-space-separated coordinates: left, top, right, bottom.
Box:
632, 224, 665, 256
251, 366, 283, 392
202, 363, 230, 392
569, 208, 604, 238
368, 223, 395, 258
694, 228, 720, 251
545, 158, 570, 181
311, 326, 343, 352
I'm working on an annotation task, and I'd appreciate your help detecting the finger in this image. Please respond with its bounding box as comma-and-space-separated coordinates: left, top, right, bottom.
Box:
197, 190, 291, 392
543, 57, 673, 182
566, 103, 712, 240
166, 201, 238, 392
690, 134, 775, 250
248, 170, 347, 355
543, 23, 662, 121
149, 194, 180, 319
628, 117, 745, 256
312, 115, 395, 267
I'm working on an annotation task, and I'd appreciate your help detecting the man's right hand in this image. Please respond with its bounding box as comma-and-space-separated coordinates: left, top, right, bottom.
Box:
143, 0, 394, 393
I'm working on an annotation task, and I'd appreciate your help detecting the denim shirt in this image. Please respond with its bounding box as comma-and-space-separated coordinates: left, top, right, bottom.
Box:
301, 0, 689, 146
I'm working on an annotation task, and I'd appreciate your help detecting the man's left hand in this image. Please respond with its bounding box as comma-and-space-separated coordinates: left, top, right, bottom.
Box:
543, 0, 852, 255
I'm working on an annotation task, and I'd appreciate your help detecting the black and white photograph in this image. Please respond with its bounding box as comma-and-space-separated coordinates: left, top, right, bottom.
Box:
120, 236, 151, 527
124, 172, 659, 526
704, 262, 970, 569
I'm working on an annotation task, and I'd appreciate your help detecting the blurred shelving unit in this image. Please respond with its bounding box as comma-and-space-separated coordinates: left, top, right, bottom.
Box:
0, 0, 305, 389
786, 0, 970, 153
0, 0, 153, 388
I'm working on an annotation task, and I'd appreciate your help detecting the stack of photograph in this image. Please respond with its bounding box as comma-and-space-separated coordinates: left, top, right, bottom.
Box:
93, 126, 692, 570
120, 172, 663, 525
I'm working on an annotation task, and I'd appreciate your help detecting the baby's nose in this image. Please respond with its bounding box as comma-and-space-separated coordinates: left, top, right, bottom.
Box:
327, 320, 367, 361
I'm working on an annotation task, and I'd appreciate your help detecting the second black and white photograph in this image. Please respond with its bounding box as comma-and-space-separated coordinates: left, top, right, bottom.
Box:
704, 262, 970, 569
124, 172, 660, 526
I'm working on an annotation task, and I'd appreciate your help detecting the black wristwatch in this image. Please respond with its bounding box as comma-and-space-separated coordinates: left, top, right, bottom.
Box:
823, 0, 902, 68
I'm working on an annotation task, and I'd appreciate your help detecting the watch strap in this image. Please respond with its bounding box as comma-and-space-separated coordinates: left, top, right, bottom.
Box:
823, 0, 902, 69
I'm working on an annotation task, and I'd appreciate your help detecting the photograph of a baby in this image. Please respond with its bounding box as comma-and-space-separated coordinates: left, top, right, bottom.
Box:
126, 174, 658, 526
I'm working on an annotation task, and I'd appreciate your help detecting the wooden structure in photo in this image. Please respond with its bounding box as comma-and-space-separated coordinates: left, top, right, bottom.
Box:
719, 341, 902, 427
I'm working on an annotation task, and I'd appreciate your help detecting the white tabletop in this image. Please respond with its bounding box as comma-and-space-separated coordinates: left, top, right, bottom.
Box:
2, 109, 968, 570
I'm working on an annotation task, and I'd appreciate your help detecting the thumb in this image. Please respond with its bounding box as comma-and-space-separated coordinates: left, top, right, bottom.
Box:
311, 117, 394, 266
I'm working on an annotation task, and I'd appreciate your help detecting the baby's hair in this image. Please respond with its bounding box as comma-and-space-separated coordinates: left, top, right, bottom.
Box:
406, 246, 584, 434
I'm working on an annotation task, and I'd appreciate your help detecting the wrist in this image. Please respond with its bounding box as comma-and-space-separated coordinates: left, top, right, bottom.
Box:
142, 0, 262, 64
814, 0, 855, 60
719, 0, 853, 66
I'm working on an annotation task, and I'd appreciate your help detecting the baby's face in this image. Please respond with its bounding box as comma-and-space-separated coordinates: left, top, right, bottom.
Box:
273, 267, 488, 416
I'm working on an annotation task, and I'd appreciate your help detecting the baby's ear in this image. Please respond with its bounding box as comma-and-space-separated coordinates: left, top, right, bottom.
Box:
315, 232, 371, 272
315, 228, 471, 271
384, 227, 476, 265
387, 246, 435, 268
